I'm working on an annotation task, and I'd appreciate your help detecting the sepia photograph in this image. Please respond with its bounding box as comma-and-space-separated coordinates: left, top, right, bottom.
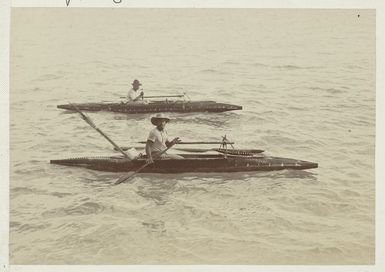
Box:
2, 0, 383, 269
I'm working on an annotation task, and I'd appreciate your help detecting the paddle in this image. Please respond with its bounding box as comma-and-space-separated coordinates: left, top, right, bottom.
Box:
69, 103, 130, 159
114, 141, 178, 185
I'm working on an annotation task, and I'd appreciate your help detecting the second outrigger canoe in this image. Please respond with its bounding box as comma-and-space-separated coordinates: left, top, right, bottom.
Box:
57, 100, 242, 113
50, 153, 318, 173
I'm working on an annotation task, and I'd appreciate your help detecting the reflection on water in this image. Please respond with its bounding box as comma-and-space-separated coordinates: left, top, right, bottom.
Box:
42, 201, 106, 218
141, 219, 166, 233
128, 169, 318, 205
136, 179, 179, 205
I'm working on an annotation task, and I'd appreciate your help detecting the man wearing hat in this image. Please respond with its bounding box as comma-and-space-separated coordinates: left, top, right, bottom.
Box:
145, 113, 182, 164
127, 79, 144, 102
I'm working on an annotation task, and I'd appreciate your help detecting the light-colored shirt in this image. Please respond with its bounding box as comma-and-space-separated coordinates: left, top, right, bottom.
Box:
147, 128, 168, 153
127, 88, 139, 101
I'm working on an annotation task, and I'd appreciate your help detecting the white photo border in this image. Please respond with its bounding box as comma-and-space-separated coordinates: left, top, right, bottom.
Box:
1, 0, 384, 271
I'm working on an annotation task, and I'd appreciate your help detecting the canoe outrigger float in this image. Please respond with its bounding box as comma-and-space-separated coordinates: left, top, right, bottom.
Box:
57, 95, 242, 113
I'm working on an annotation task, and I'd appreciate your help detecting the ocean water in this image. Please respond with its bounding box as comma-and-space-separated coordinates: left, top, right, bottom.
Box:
9, 8, 375, 264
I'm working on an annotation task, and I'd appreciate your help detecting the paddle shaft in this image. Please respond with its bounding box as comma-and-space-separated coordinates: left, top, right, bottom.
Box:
70, 103, 130, 159
94, 128, 130, 159
115, 144, 174, 185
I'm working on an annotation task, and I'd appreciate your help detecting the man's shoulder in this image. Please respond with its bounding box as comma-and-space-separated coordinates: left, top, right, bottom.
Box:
149, 127, 159, 135
149, 128, 167, 136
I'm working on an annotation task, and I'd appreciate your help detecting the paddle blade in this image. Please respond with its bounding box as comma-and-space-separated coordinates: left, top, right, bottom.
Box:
69, 103, 97, 129
115, 173, 134, 185
81, 115, 96, 129
114, 162, 150, 185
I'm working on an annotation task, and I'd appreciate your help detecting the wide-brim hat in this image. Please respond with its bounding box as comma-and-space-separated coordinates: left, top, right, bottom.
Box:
151, 113, 171, 125
132, 79, 142, 86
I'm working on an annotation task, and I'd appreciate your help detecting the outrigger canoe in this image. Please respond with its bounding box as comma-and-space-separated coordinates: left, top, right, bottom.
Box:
57, 100, 242, 113
50, 153, 318, 173
53, 106, 317, 175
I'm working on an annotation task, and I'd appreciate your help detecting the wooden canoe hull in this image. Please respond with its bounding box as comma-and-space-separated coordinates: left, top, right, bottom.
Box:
57, 101, 242, 113
50, 154, 318, 173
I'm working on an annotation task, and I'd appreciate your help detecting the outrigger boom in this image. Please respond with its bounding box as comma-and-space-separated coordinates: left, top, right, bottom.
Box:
137, 141, 235, 145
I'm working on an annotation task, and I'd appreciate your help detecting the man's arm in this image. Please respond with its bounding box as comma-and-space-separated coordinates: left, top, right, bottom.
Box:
145, 140, 154, 164
166, 137, 181, 147
134, 91, 144, 101
128, 90, 135, 101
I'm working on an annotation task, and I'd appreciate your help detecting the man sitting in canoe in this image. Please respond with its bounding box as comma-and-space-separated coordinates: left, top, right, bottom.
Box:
145, 113, 182, 164
127, 79, 144, 102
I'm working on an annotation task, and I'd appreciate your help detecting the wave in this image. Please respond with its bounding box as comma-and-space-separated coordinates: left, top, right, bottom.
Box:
197, 69, 228, 75
252, 62, 270, 67
222, 60, 240, 65
309, 86, 346, 94
141, 220, 166, 232
42, 201, 106, 218
273, 64, 323, 70
135, 179, 179, 205
260, 135, 301, 145
14, 222, 51, 233
34, 73, 63, 81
